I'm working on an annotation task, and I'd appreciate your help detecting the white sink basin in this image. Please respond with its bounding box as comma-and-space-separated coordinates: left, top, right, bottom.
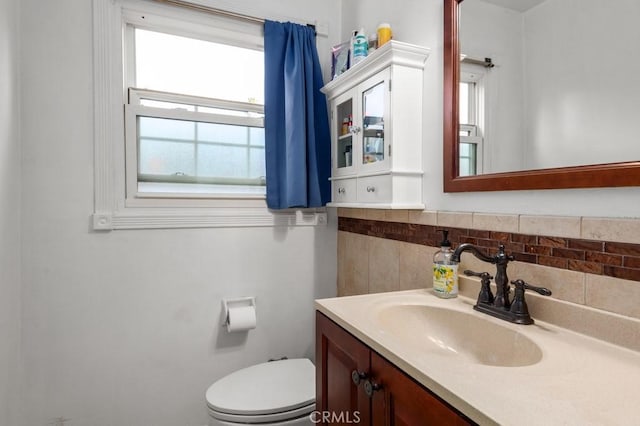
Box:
375, 304, 542, 367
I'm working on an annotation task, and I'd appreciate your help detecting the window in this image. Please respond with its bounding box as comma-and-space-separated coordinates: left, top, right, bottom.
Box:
92, 0, 326, 229
459, 66, 485, 176
125, 27, 266, 198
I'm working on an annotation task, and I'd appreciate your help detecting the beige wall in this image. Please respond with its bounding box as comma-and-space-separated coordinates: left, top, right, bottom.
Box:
18, 1, 339, 425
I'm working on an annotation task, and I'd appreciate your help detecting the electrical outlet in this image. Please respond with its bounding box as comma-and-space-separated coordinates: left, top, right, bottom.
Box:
317, 212, 328, 225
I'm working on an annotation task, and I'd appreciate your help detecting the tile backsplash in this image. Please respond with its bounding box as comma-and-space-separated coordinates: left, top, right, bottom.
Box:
338, 216, 640, 282
336, 208, 640, 351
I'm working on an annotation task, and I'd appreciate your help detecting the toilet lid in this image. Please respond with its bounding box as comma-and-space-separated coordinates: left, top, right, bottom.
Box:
205, 358, 315, 416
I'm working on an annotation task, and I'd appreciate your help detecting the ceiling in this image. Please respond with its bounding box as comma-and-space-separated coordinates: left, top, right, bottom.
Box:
477, 0, 546, 12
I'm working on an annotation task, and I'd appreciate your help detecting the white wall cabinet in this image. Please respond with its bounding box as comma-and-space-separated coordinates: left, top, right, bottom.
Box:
322, 41, 430, 209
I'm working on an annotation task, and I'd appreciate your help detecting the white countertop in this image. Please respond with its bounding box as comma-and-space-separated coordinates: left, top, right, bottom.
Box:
315, 289, 640, 425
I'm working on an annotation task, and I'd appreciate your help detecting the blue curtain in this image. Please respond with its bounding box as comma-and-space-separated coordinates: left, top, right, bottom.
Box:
264, 20, 331, 209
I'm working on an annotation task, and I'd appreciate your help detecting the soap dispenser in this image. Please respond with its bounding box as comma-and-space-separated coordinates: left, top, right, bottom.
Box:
432, 230, 459, 298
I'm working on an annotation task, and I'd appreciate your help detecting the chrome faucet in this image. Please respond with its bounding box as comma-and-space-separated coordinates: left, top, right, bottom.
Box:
451, 243, 552, 324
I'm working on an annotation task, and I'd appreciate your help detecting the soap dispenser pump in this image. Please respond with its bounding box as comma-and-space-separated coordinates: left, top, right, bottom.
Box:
432, 230, 459, 298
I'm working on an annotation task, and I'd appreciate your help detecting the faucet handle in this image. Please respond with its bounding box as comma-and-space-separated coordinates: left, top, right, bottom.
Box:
509, 279, 552, 324
511, 279, 552, 296
463, 269, 493, 280
464, 270, 495, 305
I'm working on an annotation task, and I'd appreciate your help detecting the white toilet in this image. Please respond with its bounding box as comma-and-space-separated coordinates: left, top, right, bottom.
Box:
205, 358, 316, 426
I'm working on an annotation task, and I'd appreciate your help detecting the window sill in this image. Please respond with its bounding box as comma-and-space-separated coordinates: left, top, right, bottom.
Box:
92, 206, 327, 230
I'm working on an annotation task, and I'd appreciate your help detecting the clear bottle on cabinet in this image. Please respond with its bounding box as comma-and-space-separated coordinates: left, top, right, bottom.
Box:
352, 29, 368, 65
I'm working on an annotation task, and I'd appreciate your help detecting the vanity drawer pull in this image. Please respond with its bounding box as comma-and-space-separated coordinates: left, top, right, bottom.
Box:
338, 187, 346, 194
351, 370, 368, 386
366, 186, 376, 193
364, 379, 382, 397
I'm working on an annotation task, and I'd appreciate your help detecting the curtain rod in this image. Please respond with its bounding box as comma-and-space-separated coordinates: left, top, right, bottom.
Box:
153, 0, 316, 31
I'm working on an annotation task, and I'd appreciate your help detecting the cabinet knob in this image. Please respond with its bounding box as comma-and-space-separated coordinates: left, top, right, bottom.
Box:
366, 186, 376, 193
364, 379, 382, 397
338, 187, 346, 194
351, 370, 368, 386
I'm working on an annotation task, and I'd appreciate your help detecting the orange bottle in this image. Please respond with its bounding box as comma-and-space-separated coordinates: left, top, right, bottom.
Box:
377, 23, 392, 47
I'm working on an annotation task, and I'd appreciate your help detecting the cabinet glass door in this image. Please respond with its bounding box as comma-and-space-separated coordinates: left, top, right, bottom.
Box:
336, 98, 353, 171
362, 81, 385, 165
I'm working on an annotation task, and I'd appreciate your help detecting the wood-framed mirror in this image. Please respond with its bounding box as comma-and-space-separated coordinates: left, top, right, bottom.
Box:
443, 0, 640, 192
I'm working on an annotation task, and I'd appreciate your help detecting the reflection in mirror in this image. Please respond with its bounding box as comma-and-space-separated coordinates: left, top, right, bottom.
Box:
443, 0, 640, 192
460, 0, 640, 175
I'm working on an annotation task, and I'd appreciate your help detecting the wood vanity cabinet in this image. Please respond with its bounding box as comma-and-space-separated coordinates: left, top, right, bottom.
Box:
321, 41, 430, 209
316, 312, 474, 425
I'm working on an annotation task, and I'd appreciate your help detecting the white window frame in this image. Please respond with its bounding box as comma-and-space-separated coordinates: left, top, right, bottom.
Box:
125, 88, 266, 201
459, 65, 486, 175
92, 0, 326, 230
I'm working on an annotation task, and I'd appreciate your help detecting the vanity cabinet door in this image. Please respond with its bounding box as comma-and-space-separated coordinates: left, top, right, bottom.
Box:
316, 312, 476, 426
370, 352, 473, 426
316, 312, 371, 425
331, 91, 356, 177
358, 70, 390, 175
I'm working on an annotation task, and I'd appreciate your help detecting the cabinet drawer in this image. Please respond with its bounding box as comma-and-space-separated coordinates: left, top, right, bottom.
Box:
332, 178, 357, 203
357, 175, 391, 203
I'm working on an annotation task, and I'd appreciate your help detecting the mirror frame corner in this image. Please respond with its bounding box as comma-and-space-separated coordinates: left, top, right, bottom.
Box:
443, 0, 640, 193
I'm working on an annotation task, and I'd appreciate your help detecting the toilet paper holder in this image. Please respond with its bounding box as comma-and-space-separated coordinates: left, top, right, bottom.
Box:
221, 297, 256, 328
